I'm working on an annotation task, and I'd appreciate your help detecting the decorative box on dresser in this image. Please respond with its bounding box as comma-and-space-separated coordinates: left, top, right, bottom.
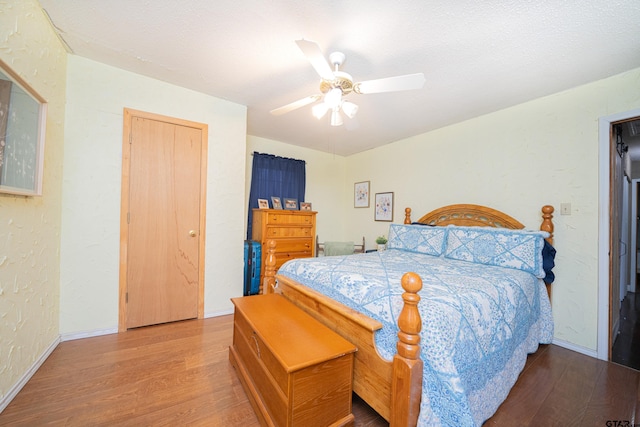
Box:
252, 209, 316, 293
229, 294, 357, 427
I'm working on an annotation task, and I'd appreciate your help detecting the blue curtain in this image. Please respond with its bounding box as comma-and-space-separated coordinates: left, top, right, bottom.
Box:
247, 152, 306, 239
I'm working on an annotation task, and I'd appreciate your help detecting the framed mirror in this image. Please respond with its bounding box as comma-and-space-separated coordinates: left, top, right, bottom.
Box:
0, 58, 47, 196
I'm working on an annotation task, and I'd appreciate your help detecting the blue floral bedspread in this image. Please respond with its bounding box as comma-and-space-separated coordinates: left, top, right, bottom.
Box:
277, 249, 554, 426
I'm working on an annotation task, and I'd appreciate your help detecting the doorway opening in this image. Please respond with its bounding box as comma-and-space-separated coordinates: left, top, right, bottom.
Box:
601, 111, 640, 367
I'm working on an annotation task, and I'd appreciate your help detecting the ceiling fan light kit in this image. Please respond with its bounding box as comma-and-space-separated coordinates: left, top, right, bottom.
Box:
341, 101, 358, 119
330, 109, 343, 127
312, 102, 330, 119
270, 39, 425, 127
324, 87, 343, 108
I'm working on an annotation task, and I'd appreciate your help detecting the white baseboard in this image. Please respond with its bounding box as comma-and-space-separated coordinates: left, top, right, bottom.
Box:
0, 336, 60, 413
60, 327, 118, 342
552, 337, 598, 359
60, 313, 234, 342
204, 308, 234, 318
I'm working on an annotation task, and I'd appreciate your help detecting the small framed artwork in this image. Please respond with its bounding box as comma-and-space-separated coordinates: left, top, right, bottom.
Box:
257, 198, 269, 209
374, 192, 394, 222
284, 198, 298, 210
300, 202, 312, 211
354, 181, 370, 208
271, 197, 283, 209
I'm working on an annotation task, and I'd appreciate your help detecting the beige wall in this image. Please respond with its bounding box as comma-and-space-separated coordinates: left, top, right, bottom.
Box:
59, 55, 248, 336
246, 136, 349, 244
344, 67, 640, 352
0, 0, 67, 406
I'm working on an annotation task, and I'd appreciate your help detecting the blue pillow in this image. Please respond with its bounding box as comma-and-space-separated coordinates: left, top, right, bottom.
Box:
542, 240, 556, 283
444, 226, 548, 278
387, 223, 447, 256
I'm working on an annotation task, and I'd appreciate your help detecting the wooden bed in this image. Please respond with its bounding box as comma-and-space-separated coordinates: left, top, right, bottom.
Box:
261, 204, 555, 426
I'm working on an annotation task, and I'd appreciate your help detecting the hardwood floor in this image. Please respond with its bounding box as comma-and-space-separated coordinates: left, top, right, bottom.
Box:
1, 315, 639, 426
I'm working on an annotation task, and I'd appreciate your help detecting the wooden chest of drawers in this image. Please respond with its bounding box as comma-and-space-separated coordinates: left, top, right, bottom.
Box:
252, 209, 316, 293
229, 294, 356, 427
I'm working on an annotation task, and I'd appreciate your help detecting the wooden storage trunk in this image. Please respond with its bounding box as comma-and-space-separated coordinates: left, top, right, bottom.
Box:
229, 294, 356, 427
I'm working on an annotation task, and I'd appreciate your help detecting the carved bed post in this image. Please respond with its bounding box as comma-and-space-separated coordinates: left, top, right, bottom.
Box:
540, 205, 554, 246
404, 207, 412, 224
262, 239, 277, 294
391, 272, 423, 427
540, 206, 554, 301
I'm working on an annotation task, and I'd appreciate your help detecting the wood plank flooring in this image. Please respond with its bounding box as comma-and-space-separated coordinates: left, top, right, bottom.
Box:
1, 314, 639, 426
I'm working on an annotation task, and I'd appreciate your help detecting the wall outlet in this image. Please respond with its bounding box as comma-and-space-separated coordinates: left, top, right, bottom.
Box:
560, 203, 571, 215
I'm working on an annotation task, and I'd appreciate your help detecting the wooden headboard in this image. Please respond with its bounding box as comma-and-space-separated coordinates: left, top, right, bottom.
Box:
404, 203, 554, 246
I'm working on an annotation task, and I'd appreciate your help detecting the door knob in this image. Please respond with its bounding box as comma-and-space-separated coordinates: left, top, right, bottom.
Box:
189, 230, 197, 237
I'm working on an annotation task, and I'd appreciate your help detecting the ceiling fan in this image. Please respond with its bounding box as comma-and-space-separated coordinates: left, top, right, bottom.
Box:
270, 40, 426, 126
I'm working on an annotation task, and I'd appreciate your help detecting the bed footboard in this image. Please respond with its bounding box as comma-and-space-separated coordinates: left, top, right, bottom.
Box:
263, 240, 423, 426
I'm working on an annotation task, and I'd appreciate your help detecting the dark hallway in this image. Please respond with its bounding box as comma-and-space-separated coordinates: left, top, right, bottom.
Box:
612, 284, 640, 370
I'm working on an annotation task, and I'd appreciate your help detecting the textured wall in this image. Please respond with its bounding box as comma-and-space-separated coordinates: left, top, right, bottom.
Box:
0, 0, 67, 403
59, 55, 247, 335
345, 67, 640, 353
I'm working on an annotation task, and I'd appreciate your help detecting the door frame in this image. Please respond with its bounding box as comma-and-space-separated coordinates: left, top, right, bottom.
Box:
620, 177, 630, 300
118, 108, 208, 332
598, 107, 640, 360
631, 179, 640, 294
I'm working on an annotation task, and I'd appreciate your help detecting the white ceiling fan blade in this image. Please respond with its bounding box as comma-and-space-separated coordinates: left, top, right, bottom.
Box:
355, 73, 425, 94
270, 94, 321, 116
295, 39, 334, 81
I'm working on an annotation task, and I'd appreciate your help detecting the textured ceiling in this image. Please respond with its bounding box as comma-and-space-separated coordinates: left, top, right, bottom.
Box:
38, 0, 640, 156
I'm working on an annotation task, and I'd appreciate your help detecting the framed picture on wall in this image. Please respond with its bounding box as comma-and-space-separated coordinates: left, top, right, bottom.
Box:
0, 59, 47, 196
354, 181, 370, 208
374, 192, 394, 221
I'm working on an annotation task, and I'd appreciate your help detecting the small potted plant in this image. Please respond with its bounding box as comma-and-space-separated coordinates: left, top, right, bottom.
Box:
376, 235, 388, 251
